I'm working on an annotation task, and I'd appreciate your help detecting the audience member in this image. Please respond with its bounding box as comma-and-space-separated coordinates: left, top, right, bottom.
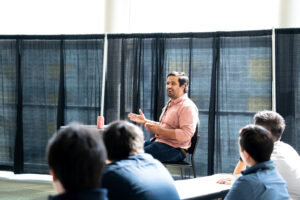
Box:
218, 110, 300, 199
47, 123, 108, 200
128, 71, 198, 162
101, 120, 180, 200
225, 125, 289, 200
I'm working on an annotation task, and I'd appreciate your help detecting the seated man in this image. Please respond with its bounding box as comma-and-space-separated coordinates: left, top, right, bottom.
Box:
128, 71, 198, 162
47, 123, 108, 200
218, 111, 300, 199
101, 120, 180, 200
225, 125, 289, 200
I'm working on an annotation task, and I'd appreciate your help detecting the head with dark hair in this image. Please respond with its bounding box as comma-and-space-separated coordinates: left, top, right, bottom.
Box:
239, 125, 274, 164
253, 110, 286, 141
167, 71, 189, 94
47, 123, 106, 192
103, 120, 144, 161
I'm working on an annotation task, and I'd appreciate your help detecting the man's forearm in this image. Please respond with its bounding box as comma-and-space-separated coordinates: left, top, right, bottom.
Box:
143, 119, 159, 125
233, 160, 246, 175
153, 126, 177, 140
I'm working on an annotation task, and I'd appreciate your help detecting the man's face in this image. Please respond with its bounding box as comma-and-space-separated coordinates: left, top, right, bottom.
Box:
166, 75, 185, 100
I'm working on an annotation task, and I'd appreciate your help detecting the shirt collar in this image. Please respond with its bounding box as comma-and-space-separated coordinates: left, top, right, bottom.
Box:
170, 93, 188, 105
242, 160, 275, 175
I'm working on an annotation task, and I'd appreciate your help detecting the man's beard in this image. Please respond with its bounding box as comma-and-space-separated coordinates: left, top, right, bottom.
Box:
167, 90, 175, 98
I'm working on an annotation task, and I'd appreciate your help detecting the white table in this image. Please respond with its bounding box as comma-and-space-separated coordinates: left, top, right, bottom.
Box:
0, 170, 52, 183
175, 174, 232, 200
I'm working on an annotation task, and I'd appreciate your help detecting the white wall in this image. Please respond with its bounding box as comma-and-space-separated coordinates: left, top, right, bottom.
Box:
1, 0, 300, 34
128, 0, 281, 33
0, 0, 105, 34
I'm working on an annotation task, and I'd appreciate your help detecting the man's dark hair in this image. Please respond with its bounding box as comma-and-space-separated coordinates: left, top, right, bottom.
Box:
167, 71, 189, 93
239, 125, 274, 163
103, 120, 144, 161
253, 110, 286, 140
47, 123, 106, 192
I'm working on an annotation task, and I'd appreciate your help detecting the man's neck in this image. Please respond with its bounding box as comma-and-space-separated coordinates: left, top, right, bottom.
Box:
53, 180, 66, 194
246, 158, 257, 167
170, 93, 185, 101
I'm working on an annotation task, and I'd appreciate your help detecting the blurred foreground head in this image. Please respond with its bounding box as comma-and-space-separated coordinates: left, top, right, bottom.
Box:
103, 120, 144, 161
47, 123, 107, 192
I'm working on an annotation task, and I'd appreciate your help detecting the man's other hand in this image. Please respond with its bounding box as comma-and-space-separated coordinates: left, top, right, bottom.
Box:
145, 121, 160, 134
216, 177, 232, 185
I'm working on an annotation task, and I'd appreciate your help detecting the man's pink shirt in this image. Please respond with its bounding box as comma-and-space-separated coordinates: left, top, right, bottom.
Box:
156, 94, 199, 148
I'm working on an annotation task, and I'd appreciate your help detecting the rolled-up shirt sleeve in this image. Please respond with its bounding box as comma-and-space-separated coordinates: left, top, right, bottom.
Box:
174, 105, 198, 145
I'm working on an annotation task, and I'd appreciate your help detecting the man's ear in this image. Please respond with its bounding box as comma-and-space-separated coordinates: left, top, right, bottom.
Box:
181, 84, 186, 90
49, 169, 66, 194
243, 150, 251, 160
50, 169, 57, 181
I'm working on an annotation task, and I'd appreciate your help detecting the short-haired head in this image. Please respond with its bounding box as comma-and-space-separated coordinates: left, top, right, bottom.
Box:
253, 110, 286, 141
167, 71, 189, 93
239, 124, 274, 163
103, 120, 144, 161
47, 123, 106, 192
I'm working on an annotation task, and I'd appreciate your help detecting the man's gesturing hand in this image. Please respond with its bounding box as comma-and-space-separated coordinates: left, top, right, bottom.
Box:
128, 109, 147, 124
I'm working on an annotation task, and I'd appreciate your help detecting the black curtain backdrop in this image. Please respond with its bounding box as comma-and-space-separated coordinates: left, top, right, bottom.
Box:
213, 32, 272, 174
0, 39, 17, 171
0, 30, 299, 175
0, 35, 104, 173
276, 29, 300, 153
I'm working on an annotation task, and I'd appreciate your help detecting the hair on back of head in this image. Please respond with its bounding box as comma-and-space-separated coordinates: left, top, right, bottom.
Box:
253, 110, 285, 140
239, 124, 274, 163
103, 120, 144, 161
47, 123, 107, 192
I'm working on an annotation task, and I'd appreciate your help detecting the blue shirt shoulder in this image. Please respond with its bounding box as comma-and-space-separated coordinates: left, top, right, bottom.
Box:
48, 188, 108, 200
102, 153, 180, 200
225, 161, 289, 200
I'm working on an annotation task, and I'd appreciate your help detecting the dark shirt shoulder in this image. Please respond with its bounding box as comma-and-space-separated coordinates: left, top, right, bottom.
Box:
48, 188, 108, 200
102, 153, 180, 200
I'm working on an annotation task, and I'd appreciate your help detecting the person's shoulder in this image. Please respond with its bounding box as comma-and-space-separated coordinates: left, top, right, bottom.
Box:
138, 153, 175, 178
49, 188, 108, 200
138, 153, 166, 167
103, 160, 130, 177
102, 164, 131, 188
279, 141, 298, 151
237, 170, 269, 191
226, 176, 255, 200
273, 141, 300, 158
180, 97, 198, 111
236, 173, 258, 184
104, 154, 161, 174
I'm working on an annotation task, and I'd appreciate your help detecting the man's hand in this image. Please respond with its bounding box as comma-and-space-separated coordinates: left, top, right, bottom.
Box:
216, 177, 232, 185
145, 121, 160, 134
128, 109, 147, 124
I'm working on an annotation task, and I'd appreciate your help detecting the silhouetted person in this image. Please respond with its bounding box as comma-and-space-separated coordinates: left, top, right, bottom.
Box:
47, 123, 108, 200
218, 111, 300, 199
225, 125, 289, 200
101, 120, 180, 200
128, 71, 198, 162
